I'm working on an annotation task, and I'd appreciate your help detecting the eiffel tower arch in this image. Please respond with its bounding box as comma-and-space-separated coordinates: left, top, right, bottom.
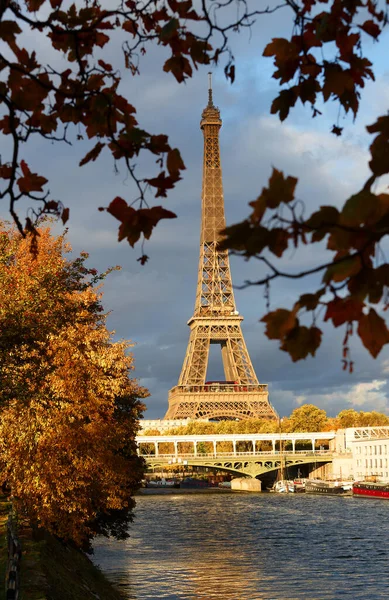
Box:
164, 76, 278, 421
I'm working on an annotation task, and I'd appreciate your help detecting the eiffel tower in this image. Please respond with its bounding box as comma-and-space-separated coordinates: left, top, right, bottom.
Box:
164, 76, 278, 421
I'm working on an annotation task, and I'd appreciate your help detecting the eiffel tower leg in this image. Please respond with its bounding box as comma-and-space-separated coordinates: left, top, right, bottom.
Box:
178, 325, 209, 386
221, 341, 236, 381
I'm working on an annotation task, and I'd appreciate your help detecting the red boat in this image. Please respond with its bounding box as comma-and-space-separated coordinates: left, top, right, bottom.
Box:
353, 481, 389, 499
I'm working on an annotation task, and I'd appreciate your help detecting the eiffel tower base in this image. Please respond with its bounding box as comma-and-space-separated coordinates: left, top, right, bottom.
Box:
164, 384, 278, 420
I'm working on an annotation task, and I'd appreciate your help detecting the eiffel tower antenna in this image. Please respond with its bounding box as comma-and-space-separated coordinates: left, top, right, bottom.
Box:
208, 71, 213, 106
164, 80, 278, 421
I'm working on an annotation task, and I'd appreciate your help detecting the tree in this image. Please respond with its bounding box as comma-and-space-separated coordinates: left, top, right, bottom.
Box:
287, 404, 328, 432
337, 408, 361, 428
1, 1, 389, 361
337, 408, 389, 427
0, 221, 148, 548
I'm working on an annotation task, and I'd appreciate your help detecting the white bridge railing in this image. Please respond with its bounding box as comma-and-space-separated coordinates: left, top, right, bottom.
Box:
141, 449, 333, 459
136, 432, 336, 458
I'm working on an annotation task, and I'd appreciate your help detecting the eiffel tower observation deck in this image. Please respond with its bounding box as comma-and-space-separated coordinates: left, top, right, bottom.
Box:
164, 76, 278, 421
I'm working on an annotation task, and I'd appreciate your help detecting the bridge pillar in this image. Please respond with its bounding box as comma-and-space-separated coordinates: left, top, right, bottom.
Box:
233, 440, 237, 456
272, 439, 276, 453
154, 442, 159, 457
311, 439, 315, 452
292, 440, 295, 453
174, 441, 178, 457
213, 440, 217, 457
252, 440, 256, 454
194, 441, 197, 457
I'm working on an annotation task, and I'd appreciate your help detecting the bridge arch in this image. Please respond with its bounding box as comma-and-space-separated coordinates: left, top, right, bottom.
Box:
145, 455, 332, 479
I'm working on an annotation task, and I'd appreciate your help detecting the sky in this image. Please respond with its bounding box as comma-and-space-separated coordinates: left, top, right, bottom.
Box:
2, 2, 389, 418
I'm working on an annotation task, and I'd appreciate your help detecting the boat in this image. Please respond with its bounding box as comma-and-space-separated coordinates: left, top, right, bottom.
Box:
272, 480, 295, 493
293, 478, 307, 493
271, 423, 295, 493
305, 479, 351, 495
353, 481, 389, 499
146, 478, 177, 488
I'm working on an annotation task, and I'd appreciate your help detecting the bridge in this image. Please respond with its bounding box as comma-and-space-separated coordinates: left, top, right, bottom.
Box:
136, 432, 336, 479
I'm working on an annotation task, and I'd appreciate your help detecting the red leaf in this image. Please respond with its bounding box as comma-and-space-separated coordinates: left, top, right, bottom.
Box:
270, 88, 298, 121
359, 20, 381, 39
146, 171, 177, 198
331, 125, 343, 136
61, 207, 70, 225
107, 197, 132, 222
17, 162, 48, 194
280, 325, 322, 362
20, 160, 30, 177
79, 142, 105, 167
261, 309, 298, 340
137, 255, 149, 265
25, 0, 45, 10
0, 165, 12, 179
324, 297, 364, 327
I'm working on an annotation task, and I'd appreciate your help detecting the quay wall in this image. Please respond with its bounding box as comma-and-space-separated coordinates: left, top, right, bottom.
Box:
231, 478, 262, 492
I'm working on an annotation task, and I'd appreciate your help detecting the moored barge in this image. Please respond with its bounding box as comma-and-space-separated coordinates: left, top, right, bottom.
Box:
353, 481, 389, 499
305, 480, 351, 495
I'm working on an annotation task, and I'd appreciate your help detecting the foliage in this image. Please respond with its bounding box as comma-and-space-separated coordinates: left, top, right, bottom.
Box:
0, 222, 148, 548
0, 0, 276, 262
283, 404, 328, 433
219, 1, 389, 364
138, 406, 389, 437
2, 1, 389, 362
337, 408, 389, 428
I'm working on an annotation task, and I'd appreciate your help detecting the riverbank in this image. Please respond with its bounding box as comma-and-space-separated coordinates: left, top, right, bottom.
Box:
138, 486, 232, 495
0, 496, 124, 600
0, 496, 10, 600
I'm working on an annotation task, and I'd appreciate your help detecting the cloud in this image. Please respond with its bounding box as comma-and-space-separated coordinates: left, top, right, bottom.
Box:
294, 380, 389, 414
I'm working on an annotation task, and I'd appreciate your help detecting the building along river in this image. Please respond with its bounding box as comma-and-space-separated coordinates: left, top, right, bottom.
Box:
93, 492, 389, 599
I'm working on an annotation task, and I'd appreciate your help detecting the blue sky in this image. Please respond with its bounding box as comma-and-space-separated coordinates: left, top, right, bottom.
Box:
2, 3, 389, 418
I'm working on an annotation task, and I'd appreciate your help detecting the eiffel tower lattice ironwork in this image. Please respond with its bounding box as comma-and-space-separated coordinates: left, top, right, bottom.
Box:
164, 76, 278, 421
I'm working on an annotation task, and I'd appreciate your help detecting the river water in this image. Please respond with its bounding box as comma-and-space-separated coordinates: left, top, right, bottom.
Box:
93, 492, 389, 599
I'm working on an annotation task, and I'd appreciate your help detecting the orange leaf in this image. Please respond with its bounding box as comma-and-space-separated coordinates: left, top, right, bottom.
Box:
323, 254, 362, 283
357, 309, 389, 358
167, 148, 185, 178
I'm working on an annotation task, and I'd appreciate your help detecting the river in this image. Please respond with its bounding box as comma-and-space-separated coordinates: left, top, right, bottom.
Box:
93, 491, 389, 599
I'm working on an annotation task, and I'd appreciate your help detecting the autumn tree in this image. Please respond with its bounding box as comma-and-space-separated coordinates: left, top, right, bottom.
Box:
337, 408, 389, 427
0, 221, 148, 548
285, 404, 329, 432
1, 1, 389, 362
337, 408, 361, 428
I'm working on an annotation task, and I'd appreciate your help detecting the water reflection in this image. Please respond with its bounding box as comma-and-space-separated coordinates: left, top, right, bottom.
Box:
93, 493, 389, 599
